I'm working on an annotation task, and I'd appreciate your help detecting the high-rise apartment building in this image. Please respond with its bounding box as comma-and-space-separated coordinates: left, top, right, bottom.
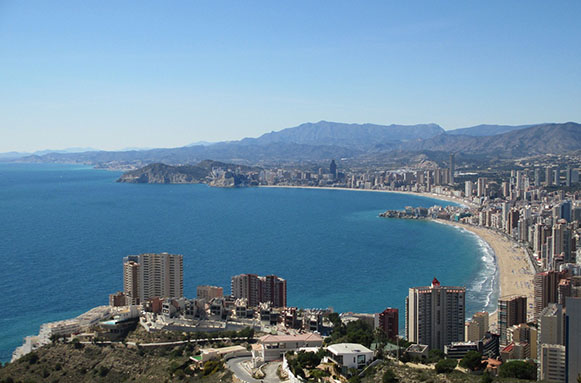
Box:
375, 307, 399, 340
262, 274, 287, 308
123, 257, 140, 305
540, 344, 566, 383
477, 177, 488, 197
565, 297, 581, 383
449, 153, 455, 185
231, 273, 287, 307
465, 311, 489, 342
122, 253, 183, 304
534, 271, 563, 321
197, 285, 224, 301
538, 304, 564, 352
465, 180, 473, 197
498, 295, 527, 345
405, 278, 465, 351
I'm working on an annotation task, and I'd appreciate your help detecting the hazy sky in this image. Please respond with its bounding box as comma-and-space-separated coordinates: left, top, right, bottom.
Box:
1, 1, 580, 152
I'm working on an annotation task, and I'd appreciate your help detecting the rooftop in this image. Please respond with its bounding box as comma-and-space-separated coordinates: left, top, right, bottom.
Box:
260, 333, 323, 343
327, 343, 372, 355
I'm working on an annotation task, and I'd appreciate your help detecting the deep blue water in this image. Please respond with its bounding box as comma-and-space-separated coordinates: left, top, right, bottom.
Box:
0, 163, 498, 362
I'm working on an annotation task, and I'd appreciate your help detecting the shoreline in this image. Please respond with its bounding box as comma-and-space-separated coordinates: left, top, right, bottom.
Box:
434, 219, 535, 329
261, 184, 535, 328
259, 184, 473, 208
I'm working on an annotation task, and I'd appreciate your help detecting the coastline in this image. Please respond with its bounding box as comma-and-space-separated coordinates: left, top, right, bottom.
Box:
434, 219, 535, 329
261, 184, 535, 329
259, 184, 473, 208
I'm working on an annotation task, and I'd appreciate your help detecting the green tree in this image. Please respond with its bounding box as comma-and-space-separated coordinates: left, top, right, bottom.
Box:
435, 358, 457, 374
238, 327, 254, 340
328, 313, 341, 328
296, 350, 321, 369
382, 369, 398, 383
578, 373, 581, 383
498, 360, 535, 380
460, 351, 484, 371
427, 349, 445, 363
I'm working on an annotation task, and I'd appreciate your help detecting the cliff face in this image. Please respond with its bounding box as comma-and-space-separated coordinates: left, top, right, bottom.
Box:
117, 163, 208, 184
117, 161, 259, 187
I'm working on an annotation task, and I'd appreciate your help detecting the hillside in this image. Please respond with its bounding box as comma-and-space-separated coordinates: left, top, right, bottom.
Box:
0, 342, 232, 383
404, 122, 581, 158
446, 124, 536, 136
247, 120, 444, 148
6, 121, 580, 166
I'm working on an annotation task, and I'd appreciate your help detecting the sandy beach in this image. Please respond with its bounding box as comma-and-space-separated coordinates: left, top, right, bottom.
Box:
435, 220, 535, 329
260, 184, 474, 208
261, 184, 535, 329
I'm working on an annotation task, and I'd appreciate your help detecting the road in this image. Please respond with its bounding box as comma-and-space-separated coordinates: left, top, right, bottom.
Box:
226, 357, 282, 383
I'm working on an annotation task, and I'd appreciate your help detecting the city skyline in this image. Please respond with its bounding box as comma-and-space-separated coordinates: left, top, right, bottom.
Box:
1, 1, 581, 152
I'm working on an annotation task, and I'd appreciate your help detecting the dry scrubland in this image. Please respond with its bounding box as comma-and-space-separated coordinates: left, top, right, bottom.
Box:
0, 342, 232, 383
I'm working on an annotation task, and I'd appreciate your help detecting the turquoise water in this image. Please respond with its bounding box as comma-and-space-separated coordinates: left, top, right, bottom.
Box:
0, 163, 498, 362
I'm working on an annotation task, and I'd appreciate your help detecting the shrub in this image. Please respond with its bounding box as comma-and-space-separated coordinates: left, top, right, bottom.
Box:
498, 360, 535, 380
27, 353, 39, 365
382, 368, 398, 383
460, 351, 484, 371
98, 366, 110, 377
435, 358, 457, 374
481, 371, 494, 383
427, 349, 444, 363
72, 338, 83, 350
174, 369, 186, 380
202, 360, 223, 376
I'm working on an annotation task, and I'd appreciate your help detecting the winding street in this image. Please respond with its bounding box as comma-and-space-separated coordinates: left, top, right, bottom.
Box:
226, 357, 283, 383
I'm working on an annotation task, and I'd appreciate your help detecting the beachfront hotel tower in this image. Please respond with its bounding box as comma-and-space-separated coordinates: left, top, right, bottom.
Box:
123, 253, 183, 304
405, 278, 465, 351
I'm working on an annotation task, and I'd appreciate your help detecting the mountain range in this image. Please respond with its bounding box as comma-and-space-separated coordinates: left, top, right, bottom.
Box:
3, 121, 580, 166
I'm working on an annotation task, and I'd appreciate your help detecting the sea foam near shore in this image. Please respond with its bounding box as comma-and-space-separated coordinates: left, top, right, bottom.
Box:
433, 221, 499, 315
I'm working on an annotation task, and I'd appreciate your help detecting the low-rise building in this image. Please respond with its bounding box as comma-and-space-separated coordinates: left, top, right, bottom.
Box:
253, 333, 323, 362
444, 342, 479, 359
405, 344, 429, 360
197, 285, 224, 301
327, 343, 374, 372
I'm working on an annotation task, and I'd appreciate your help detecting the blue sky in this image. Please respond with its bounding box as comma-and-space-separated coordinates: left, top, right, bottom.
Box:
1, 1, 580, 152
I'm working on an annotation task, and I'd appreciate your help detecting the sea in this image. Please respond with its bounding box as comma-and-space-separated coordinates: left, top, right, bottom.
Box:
0, 163, 498, 362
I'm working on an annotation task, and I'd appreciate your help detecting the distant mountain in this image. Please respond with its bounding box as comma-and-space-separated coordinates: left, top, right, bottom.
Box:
246, 121, 444, 148
6, 121, 580, 166
0, 152, 29, 159
32, 147, 99, 156
446, 124, 538, 136
405, 122, 581, 157
0, 147, 100, 160
186, 141, 217, 147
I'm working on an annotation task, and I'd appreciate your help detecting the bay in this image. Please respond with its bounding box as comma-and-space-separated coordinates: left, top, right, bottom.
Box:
0, 163, 497, 362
